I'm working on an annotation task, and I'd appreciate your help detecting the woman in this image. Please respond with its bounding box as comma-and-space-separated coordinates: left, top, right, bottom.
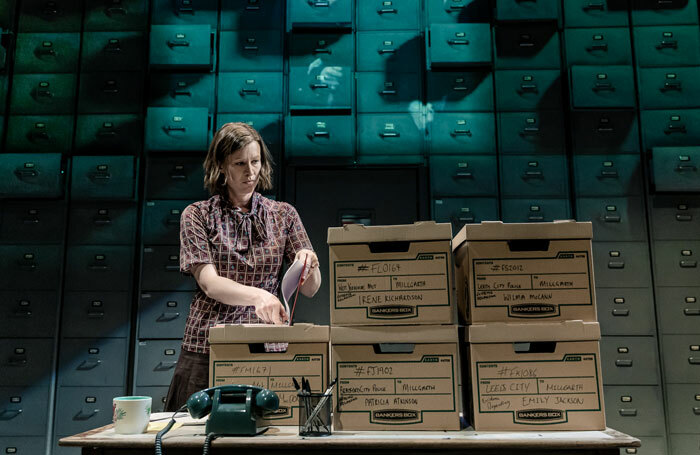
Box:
164, 122, 321, 411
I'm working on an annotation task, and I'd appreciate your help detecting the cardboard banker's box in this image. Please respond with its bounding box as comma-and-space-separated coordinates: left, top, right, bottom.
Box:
328, 221, 455, 326
209, 323, 329, 425
453, 220, 597, 323
331, 325, 462, 430
468, 321, 605, 431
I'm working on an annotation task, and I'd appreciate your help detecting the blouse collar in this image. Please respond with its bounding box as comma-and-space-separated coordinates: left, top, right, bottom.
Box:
219, 192, 269, 252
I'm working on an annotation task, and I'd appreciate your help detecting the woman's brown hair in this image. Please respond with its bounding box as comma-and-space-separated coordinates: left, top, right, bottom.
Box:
203, 122, 274, 195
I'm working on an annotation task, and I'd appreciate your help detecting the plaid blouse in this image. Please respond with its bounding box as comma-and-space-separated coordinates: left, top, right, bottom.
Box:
179, 192, 313, 354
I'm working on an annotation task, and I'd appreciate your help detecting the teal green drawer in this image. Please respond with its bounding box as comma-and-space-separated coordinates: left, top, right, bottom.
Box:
5, 115, 74, 154
81, 32, 145, 71
357, 113, 424, 156
64, 246, 133, 291
639, 67, 700, 109
149, 73, 215, 109
495, 25, 560, 69
604, 386, 666, 436
289, 33, 353, 68
151, 0, 218, 26
218, 30, 283, 72
426, 0, 492, 24
495, 69, 561, 111
0, 154, 64, 199
149, 25, 214, 70
666, 384, 700, 434
600, 336, 660, 385
0, 291, 59, 338
286, 115, 354, 158
358, 0, 419, 30
498, 111, 565, 154
573, 154, 643, 197
70, 156, 136, 200
145, 107, 210, 152
14, 33, 80, 73
143, 200, 195, 245
500, 198, 571, 223
18, 0, 82, 32
500, 155, 569, 197
141, 245, 196, 291
655, 287, 700, 334
145, 156, 208, 200
427, 70, 493, 112
592, 241, 652, 288
10, 73, 76, 115
576, 196, 647, 241
571, 65, 636, 108
661, 335, 700, 383
671, 435, 700, 455
220, 0, 283, 30
429, 113, 496, 155
287, 0, 352, 29
75, 114, 143, 154
572, 110, 639, 154
564, 28, 632, 65
634, 26, 700, 67
651, 146, 700, 192
427, 24, 492, 68
496, 0, 559, 22
597, 288, 656, 336
0, 245, 63, 290
632, 0, 699, 25
134, 339, 182, 386
563, 0, 629, 28
61, 292, 131, 338
429, 155, 497, 197
67, 202, 138, 245
289, 66, 352, 110
217, 72, 283, 113
650, 195, 700, 240
0, 200, 66, 244
0, 340, 50, 386
138, 292, 193, 339
356, 72, 421, 113
357, 31, 421, 72
78, 73, 144, 114
653, 240, 700, 286
432, 197, 498, 232
643, 110, 700, 148
84, 0, 148, 31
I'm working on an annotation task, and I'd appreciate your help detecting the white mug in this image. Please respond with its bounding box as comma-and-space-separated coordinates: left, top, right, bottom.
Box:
112, 396, 152, 434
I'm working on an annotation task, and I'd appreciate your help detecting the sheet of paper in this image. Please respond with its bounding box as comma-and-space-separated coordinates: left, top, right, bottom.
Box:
281, 258, 305, 316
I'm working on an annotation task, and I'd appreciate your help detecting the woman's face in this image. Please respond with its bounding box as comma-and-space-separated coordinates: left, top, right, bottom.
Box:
221, 141, 262, 197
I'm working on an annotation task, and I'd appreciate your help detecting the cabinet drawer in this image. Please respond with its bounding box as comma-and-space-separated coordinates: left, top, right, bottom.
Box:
64, 245, 134, 291
81, 32, 145, 71
142, 200, 195, 245
571, 110, 639, 154
54, 386, 125, 436
70, 156, 136, 200
287, 0, 352, 29
220, 0, 283, 30
10, 73, 76, 115
429, 155, 497, 197
145, 156, 208, 200
570, 65, 636, 109
600, 336, 660, 385
19, 0, 81, 32
358, 0, 419, 30
565, 28, 632, 66
428, 24, 492, 68
149, 25, 213, 70
0, 200, 66, 244
604, 385, 666, 436
357, 72, 421, 113
661, 334, 700, 383
500, 155, 569, 197
0, 339, 53, 387
575, 197, 647, 242
67, 202, 137, 245
218, 30, 283, 72
145, 107, 210, 152
357, 114, 424, 156
152, 0, 218, 27
430, 113, 496, 155
0, 291, 59, 338
74, 114, 143, 154
573, 154, 643, 197
592, 242, 652, 288
5, 115, 74, 154
497, 111, 565, 155
666, 384, 700, 433
58, 338, 127, 386
634, 26, 700, 67
141, 246, 196, 291
496, 0, 559, 22
217, 72, 283, 113
0, 245, 63, 290
14, 32, 80, 73
642, 110, 700, 149
656, 287, 700, 335
286, 115, 354, 159
357, 30, 421, 72
495, 69, 562, 111
432, 197, 498, 233
639, 67, 700, 109
495, 25, 560, 69
651, 146, 700, 192
84, 0, 148, 31
138, 292, 192, 339
61, 292, 131, 338
653, 240, 700, 287
77, 72, 144, 114
134, 340, 182, 386
500, 198, 571, 223
597, 288, 656, 336
148, 73, 215, 109
632, 0, 699, 26
428, 70, 493, 112
0, 386, 50, 436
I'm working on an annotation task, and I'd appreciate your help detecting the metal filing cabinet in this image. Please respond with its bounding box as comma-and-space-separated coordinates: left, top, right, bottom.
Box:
64, 245, 134, 291
77, 72, 144, 114
0, 339, 54, 387
670, 435, 700, 455
70, 156, 136, 201
148, 73, 215, 109
651, 146, 700, 192
500, 198, 571, 222
287, 0, 352, 29
494, 69, 562, 111
661, 335, 700, 383
427, 23, 492, 69
592, 242, 653, 288
0, 291, 59, 338
216, 72, 284, 113
496, 0, 559, 22
356, 72, 421, 113
0, 386, 51, 436
218, 30, 283, 72
573, 154, 643, 197
563, 0, 630, 28
84, 0, 148, 31
145, 156, 208, 200
0, 245, 63, 290
429, 112, 496, 155
575, 196, 647, 241
596, 288, 657, 336
220, 0, 284, 30
665, 384, 700, 433
5, 115, 74, 153
58, 338, 127, 387
570, 65, 636, 108
497, 111, 565, 154
151, 0, 219, 27
631, 0, 699, 26
149, 25, 214, 70
81, 32, 145, 72
358, 0, 420, 30
67, 202, 138, 245
10, 73, 76, 115
571, 110, 640, 154
653, 241, 700, 287
604, 385, 667, 436
1, 437, 47, 455
60, 292, 131, 339
656, 287, 700, 335
74, 114, 143, 154
500, 155, 569, 197
138, 292, 192, 339
429, 155, 498, 197
145, 107, 210, 152
141, 246, 196, 291
638, 67, 700, 109
13, 32, 80, 73
357, 31, 422, 72
426, 0, 492, 24
432, 197, 499, 232
142, 200, 195, 245
134, 340, 182, 386
564, 27, 633, 66
285, 115, 354, 159
427, 70, 493, 112
53, 386, 125, 436
600, 336, 661, 385
357, 113, 425, 159
18, 0, 82, 32
494, 25, 561, 69
634, 26, 700, 68
0, 200, 67, 244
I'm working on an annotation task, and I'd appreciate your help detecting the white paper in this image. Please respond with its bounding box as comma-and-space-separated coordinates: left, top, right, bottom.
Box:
281, 258, 305, 317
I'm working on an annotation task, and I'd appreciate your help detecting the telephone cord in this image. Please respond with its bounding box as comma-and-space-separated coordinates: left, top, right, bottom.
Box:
155, 404, 187, 455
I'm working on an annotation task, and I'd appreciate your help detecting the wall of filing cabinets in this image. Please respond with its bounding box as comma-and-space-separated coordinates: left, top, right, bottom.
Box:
0, 1, 699, 454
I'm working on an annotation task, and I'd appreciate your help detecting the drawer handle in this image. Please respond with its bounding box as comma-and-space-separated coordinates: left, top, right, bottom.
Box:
42, 4, 60, 17
243, 45, 259, 52
157, 312, 180, 322
583, 2, 606, 11
600, 170, 619, 178
452, 129, 472, 136
380, 89, 397, 95
14, 169, 39, 178
380, 132, 400, 138
167, 218, 180, 225
449, 3, 465, 9
36, 88, 54, 99
680, 260, 697, 268
165, 265, 180, 271
155, 361, 178, 371
167, 39, 190, 48
677, 164, 697, 172
378, 48, 396, 55
93, 218, 112, 226
452, 85, 467, 92
523, 170, 543, 179
597, 126, 614, 133
689, 356, 700, 365
178, 5, 194, 14
608, 261, 625, 269
105, 42, 122, 53
448, 39, 469, 46
29, 131, 51, 141
19, 264, 37, 271
455, 172, 473, 179
310, 0, 330, 7
615, 359, 633, 367
593, 82, 615, 92
676, 214, 692, 221
7, 357, 27, 366
169, 172, 186, 180
656, 40, 678, 50
87, 310, 105, 319
89, 172, 111, 181
587, 43, 609, 52
520, 127, 540, 136
245, 5, 260, 10
619, 408, 637, 417
313, 48, 331, 55
312, 131, 330, 137
0, 409, 22, 420
612, 309, 629, 316
23, 216, 40, 224
458, 215, 475, 223
684, 308, 700, 316
173, 89, 192, 97
102, 86, 118, 95
693, 407, 700, 415
661, 81, 682, 92
378, 8, 398, 14
310, 83, 329, 89
97, 130, 118, 138
77, 359, 101, 370
166, 125, 187, 132
665, 123, 687, 134
604, 215, 621, 223
74, 409, 99, 420
240, 88, 260, 95
13, 309, 32, 318
89, 265, 109, 271
106, 7, 127, 16
518, 83, 538, 93
528, 215, 545, 221
37, 47, 57, 57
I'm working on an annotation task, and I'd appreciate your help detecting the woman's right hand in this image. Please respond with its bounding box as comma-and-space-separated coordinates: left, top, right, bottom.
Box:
253, 289, 288, 325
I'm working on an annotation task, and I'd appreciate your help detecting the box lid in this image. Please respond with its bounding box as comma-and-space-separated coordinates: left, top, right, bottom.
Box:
331, 324, 459, 344
452, 220, 592, 252
468, 321, 600, 343
209, 323, 329, 344
328, 221, 452, 245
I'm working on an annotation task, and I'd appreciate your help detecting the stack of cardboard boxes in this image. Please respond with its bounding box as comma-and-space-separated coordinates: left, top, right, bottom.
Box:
452, 221, 607, 431
327, 222, 463, 430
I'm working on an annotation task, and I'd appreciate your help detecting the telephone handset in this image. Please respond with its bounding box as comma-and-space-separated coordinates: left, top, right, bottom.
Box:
186, 384, 279, 436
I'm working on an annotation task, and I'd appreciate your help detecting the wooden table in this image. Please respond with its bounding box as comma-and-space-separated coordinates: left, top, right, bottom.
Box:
59, 413, 640, 455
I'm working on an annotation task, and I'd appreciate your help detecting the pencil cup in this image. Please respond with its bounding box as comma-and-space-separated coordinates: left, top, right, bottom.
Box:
298, 392, 332, 436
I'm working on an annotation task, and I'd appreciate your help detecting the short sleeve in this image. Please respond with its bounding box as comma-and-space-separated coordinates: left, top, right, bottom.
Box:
179, 204, 214, 275
283, 204, 313, 264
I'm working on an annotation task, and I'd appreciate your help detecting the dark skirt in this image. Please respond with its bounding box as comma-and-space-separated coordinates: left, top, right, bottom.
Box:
164, 348, 210, 412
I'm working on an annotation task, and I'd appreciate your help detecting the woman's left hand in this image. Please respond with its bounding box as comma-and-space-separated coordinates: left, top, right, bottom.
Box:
295, 249, 319, 282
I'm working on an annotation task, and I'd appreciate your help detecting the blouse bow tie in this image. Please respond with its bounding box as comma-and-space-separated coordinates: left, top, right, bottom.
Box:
231, 202, 269, 253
